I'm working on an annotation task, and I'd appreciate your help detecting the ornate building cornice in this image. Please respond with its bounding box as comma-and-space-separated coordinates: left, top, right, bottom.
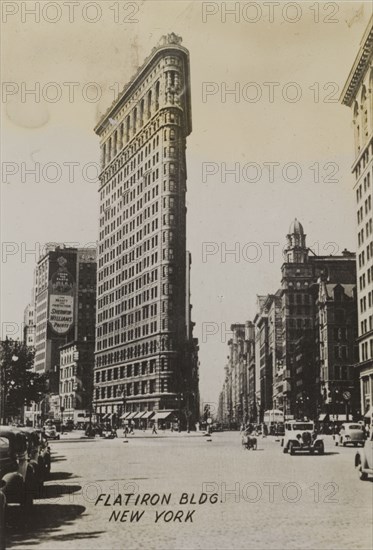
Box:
94, 33, 190, 135
340, 15, 373, 107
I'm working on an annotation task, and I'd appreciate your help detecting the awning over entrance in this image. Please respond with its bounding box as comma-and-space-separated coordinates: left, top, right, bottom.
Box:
364, 407, 372, 418
330, 415, 349, 421
318, 414, 329, 421
140, 411, 155, 419
152, 411, 174, 421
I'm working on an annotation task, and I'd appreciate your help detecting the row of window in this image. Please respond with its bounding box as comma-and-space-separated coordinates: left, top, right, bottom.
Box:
360, 316, 373, 336
95, 378, 170, 400
361, 338, 373, 362
356, 172, 371, 202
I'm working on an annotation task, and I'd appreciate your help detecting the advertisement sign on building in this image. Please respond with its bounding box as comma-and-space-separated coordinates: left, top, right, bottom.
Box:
48, 255, 75, 335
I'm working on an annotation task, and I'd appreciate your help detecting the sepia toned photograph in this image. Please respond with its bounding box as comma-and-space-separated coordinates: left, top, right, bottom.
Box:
1, 1, 372, 549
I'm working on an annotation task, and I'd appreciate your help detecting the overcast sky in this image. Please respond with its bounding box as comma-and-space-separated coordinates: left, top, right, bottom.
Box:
1, 1, 371, 409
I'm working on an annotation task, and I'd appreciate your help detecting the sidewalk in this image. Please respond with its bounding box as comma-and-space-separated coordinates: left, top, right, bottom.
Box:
119, 429, 208, 439
55, 429, 208, 441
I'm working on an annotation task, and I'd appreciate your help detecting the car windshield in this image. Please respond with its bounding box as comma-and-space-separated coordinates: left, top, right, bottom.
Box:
293, 424, 313, 431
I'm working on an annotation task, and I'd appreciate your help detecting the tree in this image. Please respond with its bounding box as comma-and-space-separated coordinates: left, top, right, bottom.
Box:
0, 338, 47, 421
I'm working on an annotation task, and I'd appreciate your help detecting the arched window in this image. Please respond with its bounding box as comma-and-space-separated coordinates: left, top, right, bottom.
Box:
108, 137, 112, 162
353, 101, 360, 155
155, 81, 160, 111
147, 90, 152, 119
126, 116, 130, 142
140, 99, 144, 126
133, 108, 137, 136
361, 86, 368, 139
113, 131, 117, 158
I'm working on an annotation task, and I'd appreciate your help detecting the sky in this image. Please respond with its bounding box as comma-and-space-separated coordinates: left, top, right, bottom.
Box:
1, 1, 372, 410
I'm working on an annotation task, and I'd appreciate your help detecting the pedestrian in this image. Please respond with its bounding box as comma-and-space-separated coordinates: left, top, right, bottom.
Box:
124, 425, 129, 437
152, 424, 157, 435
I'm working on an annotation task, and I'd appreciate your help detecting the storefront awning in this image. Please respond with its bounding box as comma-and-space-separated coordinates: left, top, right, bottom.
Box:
102, 413, 109, 420
330, 415, 349, 421
318, 414, 329, 421
120, 412, 131, 420
140, 411, 155, 419
152, 411, 174, 421
364, 407, 372, 418
126, 412, 139, 420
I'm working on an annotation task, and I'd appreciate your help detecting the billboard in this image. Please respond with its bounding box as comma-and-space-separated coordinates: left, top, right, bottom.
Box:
48, 254, 75, 335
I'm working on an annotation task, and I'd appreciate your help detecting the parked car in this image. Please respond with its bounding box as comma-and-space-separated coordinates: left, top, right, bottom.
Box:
0, 427, 38, 509
44, 424, 60, 440
354, 432, 373, 480
0, 479, 5, 550
19, 428, 51, 489
282, 421, 324, 455
337, 423, 365, 447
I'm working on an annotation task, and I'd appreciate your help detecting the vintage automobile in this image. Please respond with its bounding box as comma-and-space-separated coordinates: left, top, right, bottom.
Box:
0, 427, 38, 509
19, 428, 51, 489
0, 479, 5, 550
44, 424, 60, 440
354, 432, 373, 480
337, 423, 365, 447
282, 421, 324, 455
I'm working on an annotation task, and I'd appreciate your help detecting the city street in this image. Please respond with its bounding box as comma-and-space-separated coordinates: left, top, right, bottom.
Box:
5, 432, 372, 550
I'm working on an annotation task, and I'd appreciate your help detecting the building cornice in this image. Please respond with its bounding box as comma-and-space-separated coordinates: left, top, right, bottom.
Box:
340, 15, 373, 107
94, 34, 191, 136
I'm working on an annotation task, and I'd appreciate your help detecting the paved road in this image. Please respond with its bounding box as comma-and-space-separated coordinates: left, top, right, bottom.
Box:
5, 432, 373, 550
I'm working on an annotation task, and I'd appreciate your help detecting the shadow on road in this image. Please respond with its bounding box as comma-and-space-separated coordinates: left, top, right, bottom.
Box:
5, 503, 104, 548
48, 471, 80, 481
39, 483, 82, 500
287, 451, 340, 457
51, 456, 67, 463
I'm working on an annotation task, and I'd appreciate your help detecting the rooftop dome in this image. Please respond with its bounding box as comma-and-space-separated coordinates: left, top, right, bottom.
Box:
289, 218, 304, 235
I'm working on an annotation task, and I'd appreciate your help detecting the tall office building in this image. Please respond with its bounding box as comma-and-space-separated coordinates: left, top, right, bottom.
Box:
341, 16, 373, 424
23, 301, 35, 348
93, 34, 198, 427
32, 244, 96, 421
280, 220, 357, 419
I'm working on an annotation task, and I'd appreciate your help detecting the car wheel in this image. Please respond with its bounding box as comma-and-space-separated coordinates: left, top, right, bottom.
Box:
309, 448, 314, 455
356, 461, 368, 481
283, 446, 288, 453
289, 443, 295, 455
318, 442, 324, 455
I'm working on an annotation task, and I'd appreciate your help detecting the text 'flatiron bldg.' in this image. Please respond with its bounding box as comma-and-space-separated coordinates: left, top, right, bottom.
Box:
93, 34, 199, 425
